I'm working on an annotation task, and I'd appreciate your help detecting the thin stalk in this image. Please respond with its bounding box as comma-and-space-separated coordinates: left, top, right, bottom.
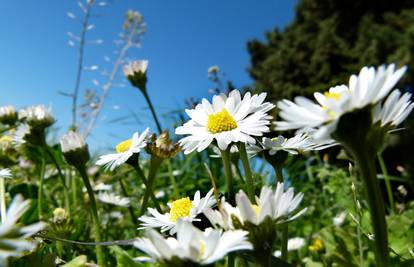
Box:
0, 178, 6, 223
142, 89, 162, 134
78, 167, 106, 267
227, 254, 234, 267
133, 164, 161, 212
377, 153, 395, 214
237, 143, 255, 202
70, 169, 78, 208
37, 159, 46, 220
139, 157, 162, 216
71, 1, 92, 129
220, 148, 234, 202
119, 178, 138, 226
44, 147, 71, 214
281, 225, 288, 261
353, 148, 389, 267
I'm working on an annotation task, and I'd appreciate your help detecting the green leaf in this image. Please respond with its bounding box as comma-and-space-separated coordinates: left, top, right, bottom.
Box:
110, 246, 141, 267
62, 255, 87, 267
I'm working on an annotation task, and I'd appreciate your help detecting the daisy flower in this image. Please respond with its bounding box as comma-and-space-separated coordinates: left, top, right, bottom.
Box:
261, 132, 336, 156
19, 105, 55, 128
204, 183, 306, 228
274, 237, 306, 257
98, 192, 130, 207
0, 169, 11, 179
139, 189, 216, 234
275, 64, 407, 140
373, 89, 414, 128
123, 60, 148, 77
175, 89, 274, 154
0, 195, 45, 266
0, 105, 17, 125
134, 220, 252, 265
96, 128, 149, 171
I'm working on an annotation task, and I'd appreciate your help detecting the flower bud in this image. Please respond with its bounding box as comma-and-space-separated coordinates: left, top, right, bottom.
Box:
123, 60, 148, 91
60, 131, 90, 168
0, 105, 18, 125
145, 131, 180, 159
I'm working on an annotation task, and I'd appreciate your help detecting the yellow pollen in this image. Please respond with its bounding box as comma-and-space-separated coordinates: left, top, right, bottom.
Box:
0, 136, 12, 144
252, 204, 261, 217
324, 91, 342, 101
169, 197, 193, 222
207, 109, 237, 134
116, 139, 132, 153
200, 241, 205, 256
309, 237, 324, 252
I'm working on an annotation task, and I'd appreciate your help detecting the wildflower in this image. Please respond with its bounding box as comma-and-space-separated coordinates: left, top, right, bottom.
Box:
0, 195, 45, 266
204, 184, 306, 232
12, 124, 31, 146
93, 182, 112, 191
97, 192, 130, 207
207, 65, 220, 74
52, 208, 68, 224
176, 89, 275, 154
0, 169, 11, 179
261, 132, 335, 156
275, 64, 407, 140
96, 128, 149, 171
0, 106, 17, 125
274, 237, 306, 257
139, 189, 215, 234
145, 131, 180, 159
123, 60, 148, 90
309, 237, 324, 252
19, 105, 55, 129
134, 220, 252, 265
60, 131, 90, 168
333, 211, 346, 227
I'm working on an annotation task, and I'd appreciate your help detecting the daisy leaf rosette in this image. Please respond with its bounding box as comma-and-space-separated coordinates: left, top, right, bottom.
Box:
134, 220, 252, 266
175, 89, 274, 154
96, 128, 149, 171
275, 64, 407, 141
0, 195, 46, 266
139, 189, 216, 235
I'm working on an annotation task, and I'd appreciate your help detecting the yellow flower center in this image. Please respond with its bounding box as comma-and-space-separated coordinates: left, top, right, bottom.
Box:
200, 241, 205, 256
309, 238, 324, 252
116, 139, 132, 153
324, 91, 342, 101
0, 135, 12, 144
252, 204, 261, 217
169, 197, 193, 222
207, 109, 237, 134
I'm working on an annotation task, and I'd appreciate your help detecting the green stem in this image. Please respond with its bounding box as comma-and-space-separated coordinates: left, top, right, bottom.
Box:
71, 170, 78, 208
139, 157, 162, 216
78, 166, 106, 267
37, 159, 46, 220
133, 164, 161, 212
44, 147, 71, 214
238, 143, 255, 202
353, 148, 389, 267
142, 89, 162, 134
167, 159, 179, 198
281, 225, 288, 261
220, 148, 234, 202
119, 178, 138, 226
227, 254, 234, 267
377, 153, 395, 214
0, 178, 6, 223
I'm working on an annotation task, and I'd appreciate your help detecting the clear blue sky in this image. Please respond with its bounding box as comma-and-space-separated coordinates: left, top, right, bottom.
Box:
0, 0, 297, 150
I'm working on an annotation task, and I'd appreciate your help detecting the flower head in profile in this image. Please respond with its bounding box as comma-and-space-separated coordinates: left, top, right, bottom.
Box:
0, 195, 46, 266
134, 220, 252, 265
124, 60, 148, 90
274, 237, 305, 257
98, 192, 130, 207
96, 128, 149, 171
139, 189, 216, 234
0, 106, 18, 125
0, 169, 11, 179
204, 183, 306, 228
19, 105, 55, 129
262, 133, 335, 156
275, 64, 407, 140
60, 131, 90, 168
176, 90, 275, 154
145, 131, 181, 159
